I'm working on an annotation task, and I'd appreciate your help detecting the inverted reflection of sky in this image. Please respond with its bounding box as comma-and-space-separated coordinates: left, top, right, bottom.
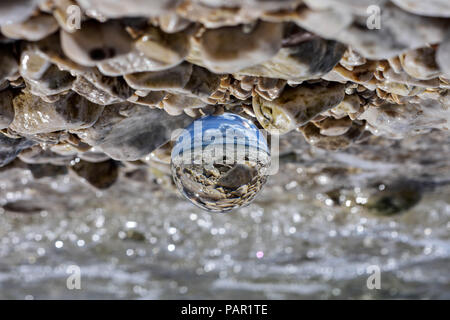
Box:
172, 114, 269, 157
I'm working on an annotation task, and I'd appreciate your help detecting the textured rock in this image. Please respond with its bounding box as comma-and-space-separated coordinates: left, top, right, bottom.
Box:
238, 36, 346, 81
135, 26, 189, 68
124, 62, 193, 91
20, 50, 75, 97
1, 13, 59, 41
76, 0, 177, 19
437, 31, 450, 78
0, 45, 19, 84
0, 133, 35, 167
74, 104, 192, 161
334, 4, 450, 60
359, 100, 450, 139
253, 82, 345, 134
0, 0, 41, 26
401, 48, 441, 80
196, 21, 283, 73
10, 91, 104, 134
0, 89, 15, 129
0, 0, 449, 204
391, 0, 450, 18
61, 20, 133, 67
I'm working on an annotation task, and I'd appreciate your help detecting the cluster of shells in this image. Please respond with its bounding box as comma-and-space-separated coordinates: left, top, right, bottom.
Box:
1, 0, 450, 190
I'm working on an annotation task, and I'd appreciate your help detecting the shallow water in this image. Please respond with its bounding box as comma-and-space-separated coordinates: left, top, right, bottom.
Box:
0, 131, 449, 299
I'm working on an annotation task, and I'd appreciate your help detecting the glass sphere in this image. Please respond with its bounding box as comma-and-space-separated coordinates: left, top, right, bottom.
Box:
171, 113, 270, 213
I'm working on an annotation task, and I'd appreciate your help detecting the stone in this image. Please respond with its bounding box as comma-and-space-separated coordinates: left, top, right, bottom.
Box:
0, 0, 41, 26
70, 159, 119, 189
135, 26, 190, 68
401, 47, 442, 80
196, 21, 283, 73
437, 31, 450, 78
10, 91, 104, 135
61, 20, 133, 67
20, 50, 75, 97
391, 0, 450, 18
0, 89, 15, 129
334, 4, 450, 60
253, 82, 345, 134
74, 103, 192, 161
124, 62, 193, 91
1, 13, 59, 41
76, 0, 177, 19
238, 36, 346, 81
0, 133, 35, 167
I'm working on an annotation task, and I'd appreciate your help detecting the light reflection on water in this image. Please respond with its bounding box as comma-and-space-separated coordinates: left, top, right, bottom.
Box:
0, 169, 449, 299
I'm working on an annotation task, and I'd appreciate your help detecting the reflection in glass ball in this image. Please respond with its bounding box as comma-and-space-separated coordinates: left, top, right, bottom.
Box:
171, 113, 271, 213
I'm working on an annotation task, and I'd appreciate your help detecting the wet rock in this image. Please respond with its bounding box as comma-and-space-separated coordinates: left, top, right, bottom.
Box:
124, 62, 193, 91
197, 21, 283, 73
0, 0, 41, 26
0, 133, 35, 167
128, 91, 167, 107
97, 50, 176, 76
377, 82, 424, 97
176, 1, 259, 29
286, 6, 353, 39
1, 13, 59, 41
391, 0, 450, 18
238, 36, 346, 81
0, 89, 15, 129
299, 121, 365, 151
334, 4, 450, 60
437, 31, 450, 78
18, 145, 75, 165
400, 47, 441, 80
76, 0, 177, 19
71, 69, 134, 106
330, 94, 361, 119
359, 100, 450, 139
0, 45, 19, 84
70, 159, 119, 189
78, 149, 111, 163
179, 65, 222, 101
304, 0, 387, 16
20, 50, 75, 97
253, 82, 345, 134
61, 19, 133, 67
10, 91, 104, 135
74, 104, 192, 161
135, 26, 190, 68
315, 117, 353, 136
154, 13, 191, 33
72, 76, 123, 105
160, 93, 207, 116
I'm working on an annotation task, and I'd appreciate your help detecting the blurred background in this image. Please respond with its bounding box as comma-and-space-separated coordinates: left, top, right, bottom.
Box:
1, 130, 449, 299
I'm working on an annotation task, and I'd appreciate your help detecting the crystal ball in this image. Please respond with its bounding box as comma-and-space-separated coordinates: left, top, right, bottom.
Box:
171, 113, 271, 213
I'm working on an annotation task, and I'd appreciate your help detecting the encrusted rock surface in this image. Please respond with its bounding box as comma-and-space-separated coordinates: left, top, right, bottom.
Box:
0, 0, 449, 194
